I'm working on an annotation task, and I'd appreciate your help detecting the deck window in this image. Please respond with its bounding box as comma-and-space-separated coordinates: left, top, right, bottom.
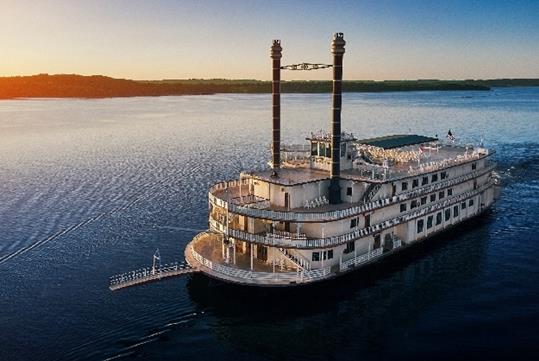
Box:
401, 181, 408, 191
312, 252, 320, 262
311, 142, 318, 156
447, 188, 453, 196
341, 145, 346, 157
439, 190, 445, 199
417, 219, 424, 233
421, 196, 427, 205
462, 202, 467, 209
436, 212, 442, 225
454, 205, 459, 217
430, 193, 436, 202
445, 208, 451, 221
347, 187, 353, 196
427, 215, 433, 229
350, 218, 358, 229
432, 174, 438, 182
469, 199, 474, 207
422, 176, 429, 185
325, 143, 331, 158
412, 179, 419, 188
411, 200, 418, 209
327, 250, 334, 260
400, 203, 407, 212
441, 171, 447, 180
344, 241, 355, 254
472, 162, 477, 170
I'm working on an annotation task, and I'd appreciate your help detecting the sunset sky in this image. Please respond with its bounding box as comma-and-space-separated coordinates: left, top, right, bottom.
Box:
1, 0, 538, 80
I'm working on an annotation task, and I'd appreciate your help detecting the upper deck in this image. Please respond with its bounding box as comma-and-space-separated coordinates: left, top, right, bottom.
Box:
257, 135, 492, 186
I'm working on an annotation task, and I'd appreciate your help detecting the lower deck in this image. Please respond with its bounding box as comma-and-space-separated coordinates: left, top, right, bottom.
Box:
186, 192, 496, 286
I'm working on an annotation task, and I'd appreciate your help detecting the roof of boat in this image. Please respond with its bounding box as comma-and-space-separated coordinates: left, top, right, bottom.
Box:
357, 134, 438, 149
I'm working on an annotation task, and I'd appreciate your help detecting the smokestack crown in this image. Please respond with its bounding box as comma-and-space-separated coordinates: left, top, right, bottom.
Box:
331, 33, 346, 55
271, 40, 282, 59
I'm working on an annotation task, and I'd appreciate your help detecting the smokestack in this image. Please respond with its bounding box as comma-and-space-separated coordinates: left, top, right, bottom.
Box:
270, 40, 282, 171
328, 32, 345, 204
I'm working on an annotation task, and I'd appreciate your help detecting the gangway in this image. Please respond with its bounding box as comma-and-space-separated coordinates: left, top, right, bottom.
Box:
109, 249, 197, 291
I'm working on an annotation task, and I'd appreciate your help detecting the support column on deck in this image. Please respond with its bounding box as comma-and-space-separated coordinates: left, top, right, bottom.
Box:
250, 243, 254, 271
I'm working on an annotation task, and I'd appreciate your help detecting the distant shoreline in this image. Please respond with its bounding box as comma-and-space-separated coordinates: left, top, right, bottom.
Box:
2, 74, 539, 99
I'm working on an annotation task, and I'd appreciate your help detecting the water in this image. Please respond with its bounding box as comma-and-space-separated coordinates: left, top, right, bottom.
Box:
1, 88, 538, 360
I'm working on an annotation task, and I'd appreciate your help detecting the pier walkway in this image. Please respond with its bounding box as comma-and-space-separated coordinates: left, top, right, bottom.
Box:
109, 262, 197, 291
109, 249, 198, 291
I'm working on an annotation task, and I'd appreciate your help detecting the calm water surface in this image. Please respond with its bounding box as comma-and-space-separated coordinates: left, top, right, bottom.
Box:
1, 88, 538, 360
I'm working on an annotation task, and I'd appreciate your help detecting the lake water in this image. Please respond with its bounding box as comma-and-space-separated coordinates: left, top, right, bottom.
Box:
1, 88, 538, 360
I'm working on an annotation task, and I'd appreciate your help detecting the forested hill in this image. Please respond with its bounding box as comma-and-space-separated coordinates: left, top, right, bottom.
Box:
2, 73, 538, 99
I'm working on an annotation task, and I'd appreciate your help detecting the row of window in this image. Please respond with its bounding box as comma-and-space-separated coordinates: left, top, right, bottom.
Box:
312, 249, 334, 261
400, 188, 454, 212
401, 170, 449, 191
417, 198, 475, 233
310, 142, 347, 158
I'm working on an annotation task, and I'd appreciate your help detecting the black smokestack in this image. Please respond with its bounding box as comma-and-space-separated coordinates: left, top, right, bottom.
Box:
329, 32, 345, 204
270, 40, 282, 170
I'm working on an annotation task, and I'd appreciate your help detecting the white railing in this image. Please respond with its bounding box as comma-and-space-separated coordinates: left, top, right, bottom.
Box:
190, 246, 329, 284
277, 247, 311, 270
217, 180, 494, 249
339, 247, 383, 272
209, 163, 495, 223
109, 262, 192, 288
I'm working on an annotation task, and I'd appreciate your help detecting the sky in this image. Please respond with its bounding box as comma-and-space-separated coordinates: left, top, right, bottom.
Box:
1, 0, 538, 80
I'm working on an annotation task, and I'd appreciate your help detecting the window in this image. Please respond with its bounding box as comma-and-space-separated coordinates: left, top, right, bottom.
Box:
439, 190, 445, 199
412, 179, 419, 188
445, 208, 451, 221
400, 203, 407, 212
401, 182, 408, 191
311, 142, 318, 156
325, 143, 331, 158
411, 200, 418, 209
454, 205, 459, 218
346, 187, 352, 196
344, 241, 355, 254
328, 250, 334, 260
421, 197, 427, 205
350, 218, 358, 229
441, 171, 447, 180
430, 193, 436, 202
469, 199, 474, 207
422, 176, 429, 186
447, 188, 453, 196
427, 215, 433, 229
436, 212, 442, 225
472, 162, 477, 170
432, 173, 438, 182
341, 145, 346, 157
319, 142, 326, 157
462, 202, 467, 209
312, 252, 320, 261
417, 219, 424, 233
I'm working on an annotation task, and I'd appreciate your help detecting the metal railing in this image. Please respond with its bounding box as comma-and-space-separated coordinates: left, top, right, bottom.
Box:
214, 180, 494, 249
209, 164, 495, 223
190, 245, 330, 284
109, 262, 194, 291
339, 247, 383, 272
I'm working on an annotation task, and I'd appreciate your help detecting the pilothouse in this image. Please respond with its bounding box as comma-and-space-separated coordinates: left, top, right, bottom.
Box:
185, 33, 498, 286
